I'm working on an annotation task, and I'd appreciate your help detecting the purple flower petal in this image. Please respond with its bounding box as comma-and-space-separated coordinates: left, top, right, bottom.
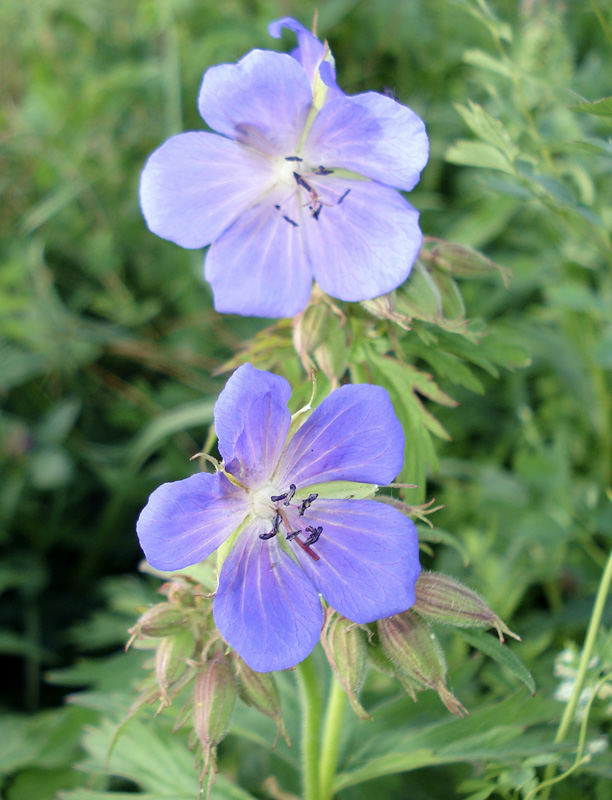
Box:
204, 188, 314, 318
275, 384, 405, 488
304, 92, 428, 191
214, 524, 324, 671
214, 364, 292, 488
268, 17, 326, 85
136, 472, 248, 571
303, 178, 422, 303
198, 50, 312, 156
139, 133, 275, 249
268, 17, 343, 102
292, 499, 420, 622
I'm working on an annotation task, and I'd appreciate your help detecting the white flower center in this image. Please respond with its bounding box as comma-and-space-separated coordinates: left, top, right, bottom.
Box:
251, 484, 279, 519
275, 157, 304, 187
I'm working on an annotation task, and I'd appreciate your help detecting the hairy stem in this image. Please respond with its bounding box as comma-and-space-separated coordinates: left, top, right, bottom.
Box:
318, 679, 347, 800
296, 657, 322, 800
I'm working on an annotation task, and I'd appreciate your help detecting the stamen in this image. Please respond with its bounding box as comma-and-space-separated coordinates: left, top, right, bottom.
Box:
304, 526, 323, 546
274, 204, 281, 210
316, 166, 334, 176
285, 156, 303, 162
312, 205, 322, 221
337, 189, 351, 205
284, 484, 297, 505
270, 491, 288, 503
298, 493, 319, 516
286, 529, 301, 541
293, 172, 313, 192
259, 512, 282, 540
283, 215, 299, 227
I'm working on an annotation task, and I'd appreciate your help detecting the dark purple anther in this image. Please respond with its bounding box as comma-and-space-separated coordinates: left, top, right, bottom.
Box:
304, 526, 323, 546
316, 166, 334, 175
259, 512, 282, 540
293, 172, 312, 191
337, 189, 351, 205
298, 493, 319, 517
286, 529, 301, 541
285, 155, 303, 161
283, 215, 298, 227
271, 491, 288, 503
274, 204, 281, 210
312, 205, 322, 221
284, 484, 297, 505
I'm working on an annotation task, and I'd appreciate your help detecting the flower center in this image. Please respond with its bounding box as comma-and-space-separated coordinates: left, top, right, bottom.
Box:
251, 484, 280, 519
272, 156, 349, 227
254, 482, 323, 561
275, 157, 303, 187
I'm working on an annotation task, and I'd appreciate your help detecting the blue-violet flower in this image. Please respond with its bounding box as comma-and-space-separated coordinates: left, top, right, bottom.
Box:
140, 18, 429, 318
137, 364, 421, 671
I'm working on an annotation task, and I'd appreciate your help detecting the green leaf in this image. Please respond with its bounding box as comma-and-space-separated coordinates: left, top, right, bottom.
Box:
445, 141, 515, 174
74, 716, 257, 799
453, 101, 519, 162
36, 398, 81, 444
570, 95, 612, 127
463, 49, 512, 77
454, 629, 535, 695
129, 399, 215, 467
417, 526, 471, 566
334, 693, 561, 790
0, 707, 95, 777
8, 766, 84, 800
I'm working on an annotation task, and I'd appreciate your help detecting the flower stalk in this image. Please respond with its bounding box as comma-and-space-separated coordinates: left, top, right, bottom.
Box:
540, 544, 612, 798
318, 678, 348, 800
296, 657, 322, 800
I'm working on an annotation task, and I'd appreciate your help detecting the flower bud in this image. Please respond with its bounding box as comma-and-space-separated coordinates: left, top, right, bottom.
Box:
313, 318, 348, 384
234, 656, 290, 745
155, 628, 197, 705
130, 603, 187, 640
322, 613, 371, 720
361, 292, 410, 329
378, 611, 468, 717
292, 301, 332, 370
395, 259, 444, 322
193, 655, 237, 777
162, 579, 198, 607
425, 239, 510, 284
413, 572, 520, 643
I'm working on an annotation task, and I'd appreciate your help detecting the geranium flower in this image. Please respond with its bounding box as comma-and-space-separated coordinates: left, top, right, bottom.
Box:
140, 18, 428, 318
137, 364, 421, 671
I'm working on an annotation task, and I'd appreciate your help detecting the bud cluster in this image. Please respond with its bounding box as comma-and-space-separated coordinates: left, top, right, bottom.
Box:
321, 571, 519, 719
292, 291, 348, 384
126, 575, 289, 795
360, 238, 510, 336
321, 610, 371, 720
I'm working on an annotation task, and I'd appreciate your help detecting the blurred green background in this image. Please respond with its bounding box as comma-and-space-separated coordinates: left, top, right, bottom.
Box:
1, 0, 612, 797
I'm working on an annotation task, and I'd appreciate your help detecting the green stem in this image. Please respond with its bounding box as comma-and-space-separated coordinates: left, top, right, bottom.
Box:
540, 545, 612, 798
158, 0, 182, 137
296, 657, 322, 800
318, 679, 348, 800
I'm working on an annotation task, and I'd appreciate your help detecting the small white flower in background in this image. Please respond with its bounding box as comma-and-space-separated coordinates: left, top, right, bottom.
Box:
553, 641, 612, 721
